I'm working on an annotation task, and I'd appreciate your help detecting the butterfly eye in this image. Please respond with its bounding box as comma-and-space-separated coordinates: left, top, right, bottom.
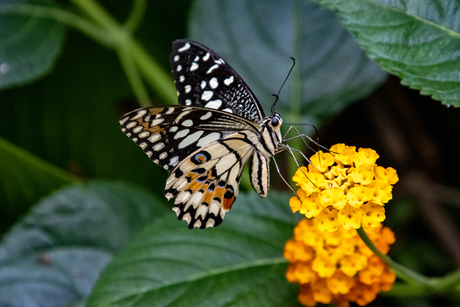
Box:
271, 117, 280, 127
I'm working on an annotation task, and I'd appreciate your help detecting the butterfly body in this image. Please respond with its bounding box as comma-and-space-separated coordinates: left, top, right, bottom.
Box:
120, 39, 286, 229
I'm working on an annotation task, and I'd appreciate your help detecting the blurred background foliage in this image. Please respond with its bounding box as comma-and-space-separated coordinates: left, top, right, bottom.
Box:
0, 0, 459, 306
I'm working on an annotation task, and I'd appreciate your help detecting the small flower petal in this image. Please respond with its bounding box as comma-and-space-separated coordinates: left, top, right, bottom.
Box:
317, 208, 339, 232
338, 204, 363, 230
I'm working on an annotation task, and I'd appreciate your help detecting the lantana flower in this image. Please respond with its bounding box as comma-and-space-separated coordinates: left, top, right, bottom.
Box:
285, 144, 398, 306
290, 144, 399, 232
285, 219, 396, 307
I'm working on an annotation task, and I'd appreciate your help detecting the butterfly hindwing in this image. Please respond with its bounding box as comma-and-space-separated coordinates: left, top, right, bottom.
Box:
171, 39, 265, 123
164, 132, 256, 229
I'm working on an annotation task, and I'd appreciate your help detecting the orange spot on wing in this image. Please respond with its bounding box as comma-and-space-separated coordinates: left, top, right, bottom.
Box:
186, 180, 203, 192
222, 196, 235, 210
201, 188, 214, 205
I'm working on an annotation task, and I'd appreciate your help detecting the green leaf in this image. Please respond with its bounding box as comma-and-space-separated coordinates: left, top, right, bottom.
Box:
311, 0, 460, 107
87, 192, 302, 307
189, 0, 387, 124
0, 180, 168, 306
0, 137, 73, 227
0, 0, 65, 89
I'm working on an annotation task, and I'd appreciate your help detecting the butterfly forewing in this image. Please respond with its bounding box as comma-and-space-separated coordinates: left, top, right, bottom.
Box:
120, 106, 260, 171
171, 39, 265, 123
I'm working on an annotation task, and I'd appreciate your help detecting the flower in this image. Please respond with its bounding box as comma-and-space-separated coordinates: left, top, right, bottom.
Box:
290, 144, 398, 231
285, 219, 396, 306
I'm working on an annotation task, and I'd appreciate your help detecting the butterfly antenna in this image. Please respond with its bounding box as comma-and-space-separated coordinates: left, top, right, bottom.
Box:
271, 57, 296, 114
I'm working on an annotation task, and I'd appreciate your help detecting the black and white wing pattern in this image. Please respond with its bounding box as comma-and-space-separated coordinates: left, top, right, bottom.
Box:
170, 39, 265, 122
120, 39, 285, 229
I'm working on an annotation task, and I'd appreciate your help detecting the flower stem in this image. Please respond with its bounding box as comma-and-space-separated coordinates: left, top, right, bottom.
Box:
358, 227, 460, 293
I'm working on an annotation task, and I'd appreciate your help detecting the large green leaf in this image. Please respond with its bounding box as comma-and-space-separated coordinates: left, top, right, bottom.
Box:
312, 0, 460, 107
0, 0, 65, 89
0, 137, 73, 227
189, 0, 387, 124
87, 192, 303, 307
0, 180, 168, 306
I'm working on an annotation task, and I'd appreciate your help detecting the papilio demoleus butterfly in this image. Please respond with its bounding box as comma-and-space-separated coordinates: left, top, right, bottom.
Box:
120, 39, 291, 229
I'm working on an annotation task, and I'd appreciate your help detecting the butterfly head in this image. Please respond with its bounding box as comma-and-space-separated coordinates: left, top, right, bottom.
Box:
262, 112, 284, 154
269, 112, 282, 128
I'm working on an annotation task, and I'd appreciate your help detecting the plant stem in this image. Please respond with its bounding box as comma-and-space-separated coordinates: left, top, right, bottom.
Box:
124, 0, 147, 33
0, 4, 112, 46
357, 227, 460, 293
71, 0, 176, 104
117, 43, 151, 107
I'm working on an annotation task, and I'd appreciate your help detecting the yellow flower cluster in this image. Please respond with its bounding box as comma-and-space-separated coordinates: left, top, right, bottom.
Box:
290, 144, 398, 232
285, 219, 396, 306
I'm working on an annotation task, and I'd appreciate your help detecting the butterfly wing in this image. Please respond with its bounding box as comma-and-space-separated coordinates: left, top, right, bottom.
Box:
120, 39, 277, 229
120, 106, 260, 171
165, 133, 256, 229
171, 39, 265, 123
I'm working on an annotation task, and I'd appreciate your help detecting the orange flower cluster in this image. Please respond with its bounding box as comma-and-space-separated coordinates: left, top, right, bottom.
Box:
285, 219, 396, 306
289, 144, 398, 232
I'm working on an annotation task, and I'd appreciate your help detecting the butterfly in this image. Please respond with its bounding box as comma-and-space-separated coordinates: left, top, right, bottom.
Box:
120, 39, 290, 229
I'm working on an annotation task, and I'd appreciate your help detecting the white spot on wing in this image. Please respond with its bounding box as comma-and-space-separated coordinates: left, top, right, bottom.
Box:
197, 132, 221, 147
159, 152, 168, 160
196, 203, 208, 220
209, 77, 218, 89
176, 65, 182, 72
200, 80, 206, 89
138, 131, 150, 138
185, 99, 192, 105
203, 53, 210, 61
148, 133, 161, 142
169, 156, 179, 167
182, 119, 193, 127
185, 85, 191, 93
206, 219, 215, 228
224, 76, 234, 86
133, 126, 143, 133
201, 90, 213, 101
174, 128, 190, 139
153, 142, 165, 151
179, 75, 185, 82
206, 64, 219, 74
182, 212, 191, 224
126, 121, 137, 129
178, 131, 204, 149
165, 107, 175, 114
193, 220, 202, 228
169, 126, 178, 132
150, 118, 164, 127
205, 99, 222, 109
131, 109, 147, 120
178, 42, 191, 52
174, 55, 179, 62
200, 112, 212, 120
190, 62, 199, 71
209, 199, 220, 216
223, 108, 233, 113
